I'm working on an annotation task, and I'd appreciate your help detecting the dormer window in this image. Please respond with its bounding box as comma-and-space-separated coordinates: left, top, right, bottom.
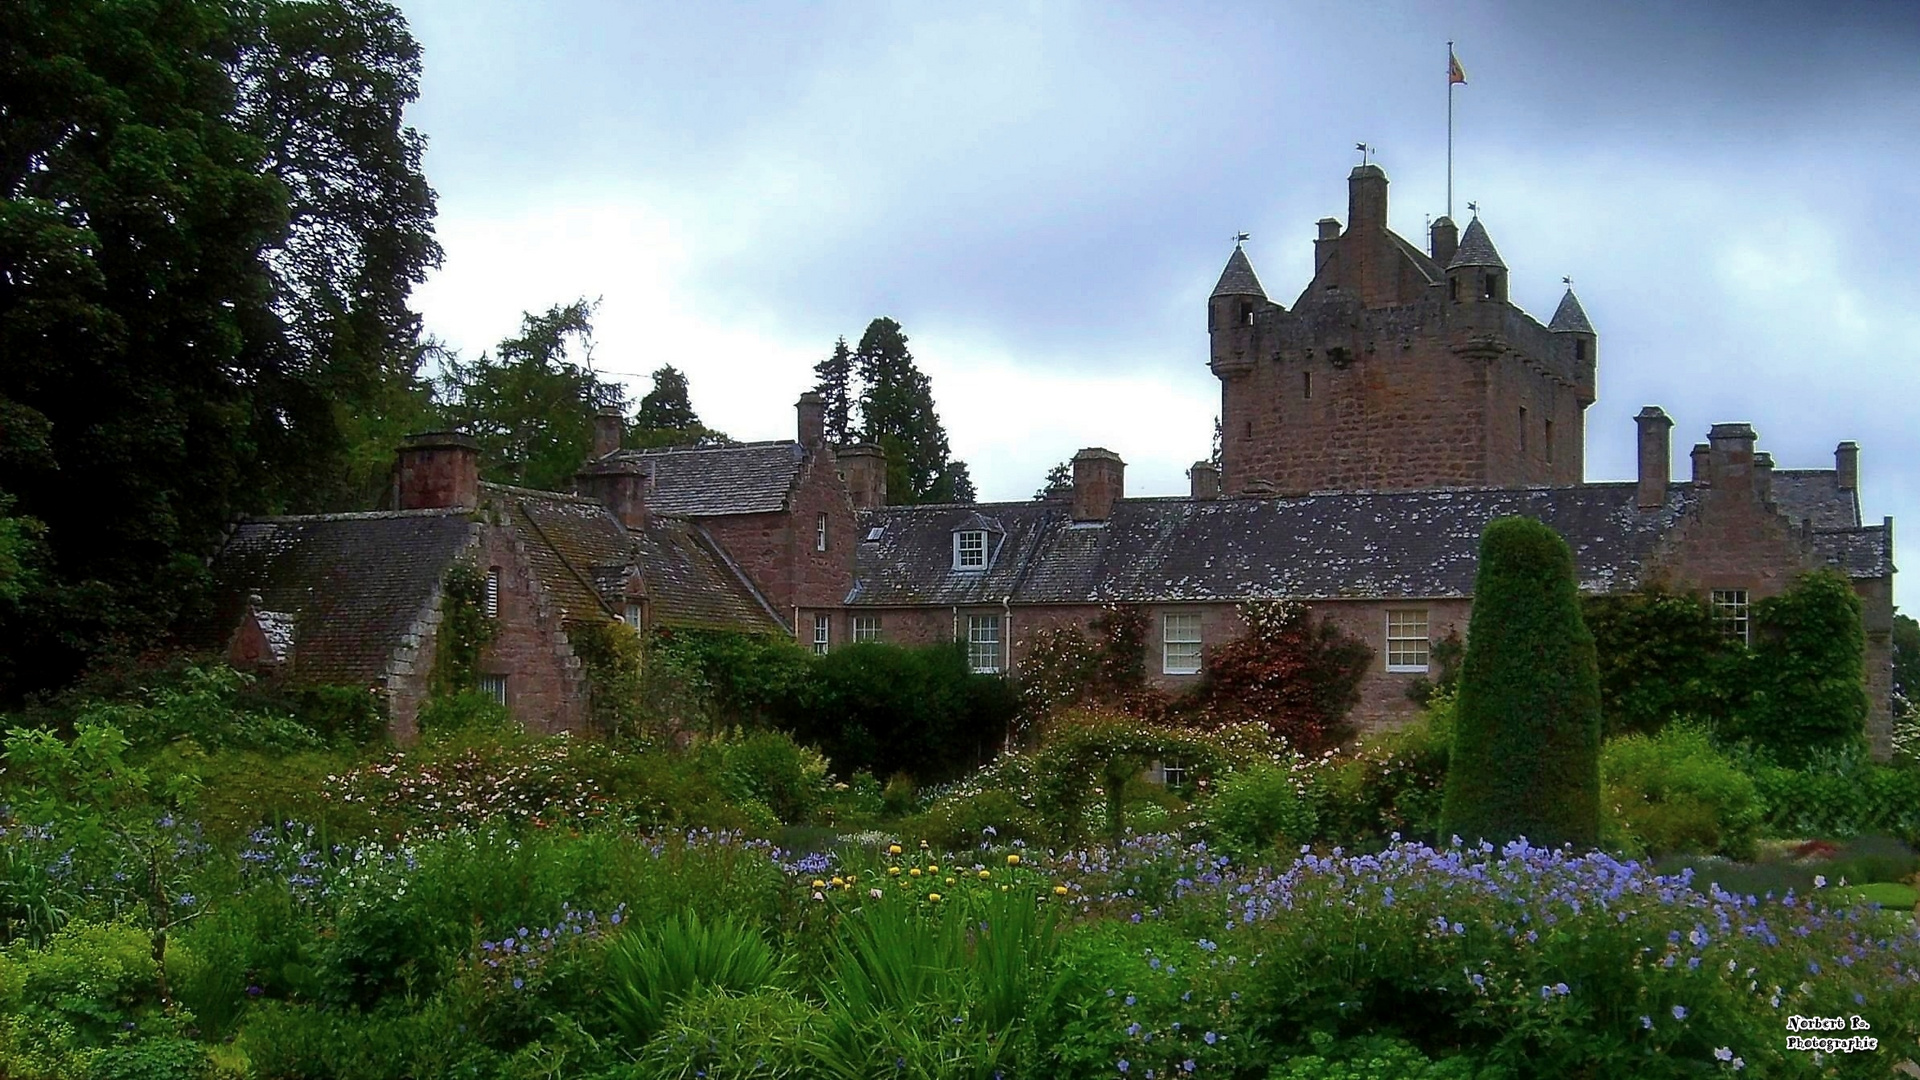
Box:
954, 530, 986, 570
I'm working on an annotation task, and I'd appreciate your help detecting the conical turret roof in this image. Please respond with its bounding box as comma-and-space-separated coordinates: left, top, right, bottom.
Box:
1549, 289, 1594, 334
1445, 217, 1506, 270
1211, 245, 1267, 298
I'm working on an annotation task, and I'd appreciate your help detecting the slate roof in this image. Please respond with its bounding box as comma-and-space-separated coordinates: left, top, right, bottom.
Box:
489, 485, 783, 634
1447, 217, 1506, 270
850, 473, 1887, 607
1549, 290, 1594, 334
199, 510, 479, 687
600, 442, 806, 516
1211, 246, 1267, 298
1388, 232, 1446, 285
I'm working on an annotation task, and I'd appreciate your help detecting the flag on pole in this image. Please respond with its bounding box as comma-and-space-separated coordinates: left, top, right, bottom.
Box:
1449, 49, 1467, 85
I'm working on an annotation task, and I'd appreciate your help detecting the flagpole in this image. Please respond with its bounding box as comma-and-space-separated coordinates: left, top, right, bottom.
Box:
1447, 40, 1454, 221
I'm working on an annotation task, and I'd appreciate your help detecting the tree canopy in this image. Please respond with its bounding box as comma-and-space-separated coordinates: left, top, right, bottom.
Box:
0, 0, 437, 699
630, 364, 729, 450
850, 318, 974, 505
435, 299, 626, 491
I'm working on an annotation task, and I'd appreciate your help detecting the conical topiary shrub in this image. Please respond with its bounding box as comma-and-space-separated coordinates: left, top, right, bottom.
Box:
1438, 516, 1602, 849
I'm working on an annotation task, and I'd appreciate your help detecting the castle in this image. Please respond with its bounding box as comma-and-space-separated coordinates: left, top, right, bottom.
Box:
197, 164, 1897, 756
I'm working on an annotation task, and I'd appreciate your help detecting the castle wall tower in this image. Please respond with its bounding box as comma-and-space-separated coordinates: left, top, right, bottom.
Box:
1211, 165, 1594, 495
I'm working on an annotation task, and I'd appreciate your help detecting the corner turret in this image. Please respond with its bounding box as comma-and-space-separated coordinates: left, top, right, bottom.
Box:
1208, 243, 1268, 381
1445, 216, 1507, 304
1549, 288, 1597, 405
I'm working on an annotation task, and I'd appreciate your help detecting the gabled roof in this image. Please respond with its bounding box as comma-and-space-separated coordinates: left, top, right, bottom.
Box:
1446, 217, 1506, 270
602, 441, 807, 516
489, 484, 784, 634
1549, 290, 1594, 334
848, 471, 1884, 607
1210, 245, 1267, 299
198, 510, 479, 687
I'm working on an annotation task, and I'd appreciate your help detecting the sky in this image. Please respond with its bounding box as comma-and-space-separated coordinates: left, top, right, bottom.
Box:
399, 0, 1920, 613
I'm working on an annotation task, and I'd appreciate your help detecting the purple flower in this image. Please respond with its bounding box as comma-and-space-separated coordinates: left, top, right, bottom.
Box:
1672, 1005, 1688, 1021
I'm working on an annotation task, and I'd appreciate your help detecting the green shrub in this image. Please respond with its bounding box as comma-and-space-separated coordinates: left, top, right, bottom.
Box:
85, 1037, 209, 1080
1271, 1032, 1501, 1079
1582, 588, 1740, 737
632, 986, 823, 1079
415, 689, 514, 740
1210, 764, 1319, 855
1439, 517, 1602, 849
704, 729, 830, 826
603, 910, 792, 1050
1600, 725, 1761, 859
1751, 749, 1920, 844
791, 642, 1015, 783
1822, 835, 1919, 886
907, 788, 1045, 850
1306, 701, 1454, 848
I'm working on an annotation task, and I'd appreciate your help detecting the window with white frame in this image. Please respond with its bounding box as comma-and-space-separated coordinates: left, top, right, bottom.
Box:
966, 614, 1001, 673
813, 613, 830, 655
852, 614, 881, 643
1163, 613, 1202, 675
623, 603, 643, 629
1160, 757, 1187, 787
1711, 589, 1750, 644
478, 674, 507, 706
1385, 610, 1430, 672
954, 530, 986, 570
816, 512, 829, 552
484, 567, 501, 619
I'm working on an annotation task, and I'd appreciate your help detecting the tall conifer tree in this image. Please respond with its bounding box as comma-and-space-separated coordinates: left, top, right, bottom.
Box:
851, 318, 973, 505
812, 336, 854, 447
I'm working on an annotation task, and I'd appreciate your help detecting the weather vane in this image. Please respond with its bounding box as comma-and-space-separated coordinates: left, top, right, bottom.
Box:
1467, 200, 1479, 216
1562, 275, 1573, 287
1233, 231, 1250, 246
1355, 142, 1375, 166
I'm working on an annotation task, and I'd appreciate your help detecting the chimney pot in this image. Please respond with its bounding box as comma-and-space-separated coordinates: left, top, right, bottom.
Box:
1690, 443, 1711, 485
395, 432, 480, 511
1071, 447, 1125, 522
1316, 217, 1341, 241
1634, 406, 1673, 510
591, 406, 624, 459
1835, 440, 1860, 491
576, 458, 650, 529
796, 391, 826, 447
1429, 216, 1459, 266
1188, 460, 1221, 500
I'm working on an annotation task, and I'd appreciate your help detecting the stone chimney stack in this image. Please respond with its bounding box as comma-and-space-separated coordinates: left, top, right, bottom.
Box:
1071, 447, 1125, 523
1753, 451, 1775, 505
1313, 218, 1342, 273
1188, 460, 1221, 500
1347, 163, 1388, 232
591, 406, 624, 460
1706, 423, 1758, 490
1429, 216, 1459, 266
395, 432, 480, 511
838, 443, 888, 509
1835, 441, 1859, 491
576, 459, 650, 530
1634, 406, 1673, 510
1691, 443, 1711, 486
796, 391, 826, 447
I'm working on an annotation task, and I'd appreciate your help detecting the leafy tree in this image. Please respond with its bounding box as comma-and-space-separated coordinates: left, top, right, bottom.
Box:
1182, 600, 1372, 752
630, 364, 729, 449
0, 0, 289, 698
436, 299, 627, 490
852, 318, 973, 505
1439, 516, 1602, 850
1033, 461, 1071, 500
1736, 568, 1867, 765
790, 642, 1016, 783
1892, 612, 1918, 721
231, 0, 442, 511
811, 336, 854, 446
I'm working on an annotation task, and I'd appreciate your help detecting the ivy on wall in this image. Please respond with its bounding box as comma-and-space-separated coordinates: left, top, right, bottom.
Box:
432, 565, 496, 699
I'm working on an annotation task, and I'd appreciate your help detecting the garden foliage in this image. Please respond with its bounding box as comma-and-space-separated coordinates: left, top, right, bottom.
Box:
1184, 599, 1372, 752
1737, 569, 1868, 765
1600, 724, 1762, 859
1440, 517, 1603, 850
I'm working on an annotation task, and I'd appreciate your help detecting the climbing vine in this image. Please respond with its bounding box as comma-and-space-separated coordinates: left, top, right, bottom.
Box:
433, 564, 496, 698
568, 617, 648, 738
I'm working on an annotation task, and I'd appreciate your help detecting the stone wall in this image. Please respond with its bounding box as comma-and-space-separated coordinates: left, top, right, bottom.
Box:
471, 521, 590, 735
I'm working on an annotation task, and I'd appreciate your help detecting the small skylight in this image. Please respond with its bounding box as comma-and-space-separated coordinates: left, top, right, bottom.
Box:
863, 526, 885, 542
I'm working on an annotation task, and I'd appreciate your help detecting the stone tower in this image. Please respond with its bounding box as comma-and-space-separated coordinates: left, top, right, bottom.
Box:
1209, 165, 1597, 495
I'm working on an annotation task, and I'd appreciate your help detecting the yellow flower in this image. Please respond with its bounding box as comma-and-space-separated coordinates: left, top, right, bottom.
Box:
928, 865, 939, 873
1053, 885, 1070, 896
910, 868, 922, 877
927, 893, 942, 902
1000, 885, 1009, 892
831, 876, 845, 887
888, 867, 901, 876
812, 879, 826, 889
978, 869, 991, 879
919, 840, 930, 849
887, 844, 903, 855
945, 877, 956, 886
1006, 854, 1021, 866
